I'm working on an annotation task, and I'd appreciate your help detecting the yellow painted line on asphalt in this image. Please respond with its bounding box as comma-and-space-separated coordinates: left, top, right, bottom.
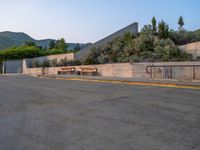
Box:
46, 77, 200, 90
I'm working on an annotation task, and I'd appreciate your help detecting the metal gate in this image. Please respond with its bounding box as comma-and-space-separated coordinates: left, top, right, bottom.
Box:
3, 60, 23, 74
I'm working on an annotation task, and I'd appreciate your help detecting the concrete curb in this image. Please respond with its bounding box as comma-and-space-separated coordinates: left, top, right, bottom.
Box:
38, 76, 200, 90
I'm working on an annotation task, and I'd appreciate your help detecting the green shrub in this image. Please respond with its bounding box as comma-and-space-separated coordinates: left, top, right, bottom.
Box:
50, 59, 58, 67
31, 60, 41, 68
42, 60, 50, 67
0, 45, 74, 61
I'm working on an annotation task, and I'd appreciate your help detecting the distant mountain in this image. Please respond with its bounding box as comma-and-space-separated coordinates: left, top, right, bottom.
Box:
68, 43, 92, 50
0, 31, 90, 50
0, 31, 34, 50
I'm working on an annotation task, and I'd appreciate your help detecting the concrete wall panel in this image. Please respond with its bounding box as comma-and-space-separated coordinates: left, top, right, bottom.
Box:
179, 42, 200, 58
23, 61, 200, 81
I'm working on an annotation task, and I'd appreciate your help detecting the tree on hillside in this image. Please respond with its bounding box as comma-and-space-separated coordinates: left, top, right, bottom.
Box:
140, 25, 154, 52
24, 41, 36, 46
44, 46, 47, 51
49, 40, 56, 50
55, 38, 68, 50
141, 24, 153, 35
151, 16, 157, 35
122, 32, 134, 46
158, 20, 169, 39
74, 43, 80, 51
178, 16, 184, 30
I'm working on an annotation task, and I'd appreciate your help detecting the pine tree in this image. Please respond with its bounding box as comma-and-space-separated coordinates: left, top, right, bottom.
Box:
55, 38, 68, 50
158, 20, 169, 39
74, 43, 80, 51
49, 40, 56, 50
178, 16, 184, 30
151, 16, 157, 35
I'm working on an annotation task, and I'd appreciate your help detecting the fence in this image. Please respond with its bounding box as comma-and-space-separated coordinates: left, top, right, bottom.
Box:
3, 60, 23, 74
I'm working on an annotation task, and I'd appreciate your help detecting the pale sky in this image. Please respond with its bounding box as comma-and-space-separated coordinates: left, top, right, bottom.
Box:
0, 0, 199, 43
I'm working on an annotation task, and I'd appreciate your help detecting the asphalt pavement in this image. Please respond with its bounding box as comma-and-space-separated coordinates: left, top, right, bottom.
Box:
0, 75, 200, 150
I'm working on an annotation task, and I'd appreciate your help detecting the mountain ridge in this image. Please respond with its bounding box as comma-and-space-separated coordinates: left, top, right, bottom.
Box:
0, 31, 89, 50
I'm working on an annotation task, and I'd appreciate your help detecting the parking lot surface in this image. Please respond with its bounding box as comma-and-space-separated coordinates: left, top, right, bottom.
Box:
0, 75, 200, 150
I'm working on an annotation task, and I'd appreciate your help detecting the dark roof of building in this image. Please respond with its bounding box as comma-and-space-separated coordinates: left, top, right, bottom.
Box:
75, 22, 138, 60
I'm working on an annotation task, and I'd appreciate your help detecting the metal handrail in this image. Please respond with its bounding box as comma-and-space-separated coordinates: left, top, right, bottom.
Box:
146, 64, 200, 80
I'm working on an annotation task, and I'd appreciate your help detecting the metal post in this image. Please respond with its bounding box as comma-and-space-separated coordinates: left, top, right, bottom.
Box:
193, 66, 196, 80
170, 66, 172, 79
150, 67, 152, 78
146, 65, 200, 80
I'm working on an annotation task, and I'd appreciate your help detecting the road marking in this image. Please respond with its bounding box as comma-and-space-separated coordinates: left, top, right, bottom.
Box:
39, 76, 200, 90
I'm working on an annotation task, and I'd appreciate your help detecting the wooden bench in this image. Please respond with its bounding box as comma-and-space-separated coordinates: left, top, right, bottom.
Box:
58, 67, 76, 75
79, 67, 97, 76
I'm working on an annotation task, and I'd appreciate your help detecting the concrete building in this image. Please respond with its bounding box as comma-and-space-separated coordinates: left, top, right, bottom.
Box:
179, 42, 200, 59
75, 22, 138, 60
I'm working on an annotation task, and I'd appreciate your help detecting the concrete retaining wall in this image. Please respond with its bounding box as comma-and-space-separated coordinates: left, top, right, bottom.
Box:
26, 53, 75, 67
24, 63, 133, 78
133, 62, 200, 81
23, 61, 200, 81
179, 42, 200, 58
45, 53, 74, 61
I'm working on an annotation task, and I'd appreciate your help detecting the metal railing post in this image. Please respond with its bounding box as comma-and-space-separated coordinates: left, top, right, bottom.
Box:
146, 64, 200, 80
170, 66, 173, 79
193, 66, 196, 80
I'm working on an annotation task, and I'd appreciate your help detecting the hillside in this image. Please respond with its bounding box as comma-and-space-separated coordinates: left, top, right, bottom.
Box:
194, 29, 200, 35
0, 31, 33, 50
0, 31, 89, 50
68, 43, 92, 50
